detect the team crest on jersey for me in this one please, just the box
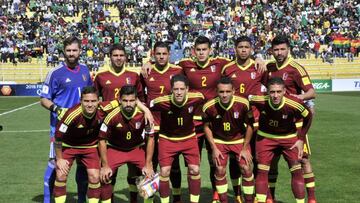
[169,74,174,80]
[282,73,288,80]
[251,72,256,79]
[210,65,216,72]
[126,77,131,84]
[234,111,239,118]
[282,114,288,119]
[135,122,141,129]
[82,74,87,81]
[188,106,193,113]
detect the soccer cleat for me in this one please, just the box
[235,195,243,203]
[266,199,275,203]
[212,191,220,203]
[308,199,317,203]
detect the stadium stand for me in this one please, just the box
[0,0,359,83]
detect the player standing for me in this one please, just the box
[266,35,317,203]
[53,86,106,203]
[150,74,204,203]
[98,85,155,203]
[40,36,93,203]
[203,77,255,203]
[250,77,313,203]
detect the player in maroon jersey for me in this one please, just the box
[94,44,144,101]
[250,77,313,203]
[150,74,204,203]
[203,77,255,203]
[140,41,185,202]
[94,44,154,202]
[98,85,154,203]
[266,35,317,203]
[53,86,111,203]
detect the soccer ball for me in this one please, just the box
[1,85,12,96]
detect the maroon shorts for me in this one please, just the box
[255,136,300,166]
[107,146,145,172]
[62,147,100,169]
[158,137,200,167]
[216,143,250,167]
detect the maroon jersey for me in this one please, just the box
[266,58,314,95]
[179,57,231,101]
[222,60,267,98]
[94,66,144,101]
[55,102,116,147]
[99,107,150,150]
[150,92,204,140]
[250,95,312,140]
[141,63,183,106]
[203,96,253,143]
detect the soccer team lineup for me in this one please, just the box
[1,1,360,203]
[35,34,317,203]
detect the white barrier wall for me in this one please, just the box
[332,79,360,92]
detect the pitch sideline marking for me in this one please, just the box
[2,129,49,133]
[0,101,39,117]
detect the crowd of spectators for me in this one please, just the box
[0,0,359,70]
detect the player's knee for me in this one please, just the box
[160,167,171,177]
[215,166,226,176]
[240,164,252,175]
[87,171,100,184]
[188,165,200,175]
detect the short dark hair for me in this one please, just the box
[120,85,137,98]
[271,35,290,47]
[153,41,170,51]
[170,74,189,88]
[63,36,81,49]
[195,35,211,47]
[81,86,99,98]
[217,76,233,86]
[267,77,285,88]
[109,44,126,56]
[234,36,252,47]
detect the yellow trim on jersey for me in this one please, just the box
[302,77,311,85]
[290,60,307,76]
[236,59,255,71]
[258,130,297,139]
[196,57,212,68]
[153,63,182,74]
[202,98,217,112]
[214,138,244,144]
[276,56,292,70]
[295,122,303,128]
[153,95,171,104]
[64,106,82,125]
[219,97,235,111]
[62,143,98,148]
[303,172,314,179]
[109,65,126,76]
[159,132,196,141]
[285,98,309,117]
[104,107,121,124]
[268,97,286,110]
[193,115,202,120]
[306,182,315,188]
[221,61,236,74]
[171,94,189,107]
[178,57,193,63]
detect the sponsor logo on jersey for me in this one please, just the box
[149,77,155,81]
[251,72,256,79]
[65,78,71,83]
[106,80,112,85]
[190,68,196,72]
[210,65,216,72]
[188,106,193,113]
[77,124,84,128]
[231,74,237,78]
[282,72,288,80]
[116,123,123,128]
[135,122,141,129]
[234,111,239,118]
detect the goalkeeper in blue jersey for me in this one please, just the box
[40,36,93,203]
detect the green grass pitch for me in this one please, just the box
[0,92,360,202]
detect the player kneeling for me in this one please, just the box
[203,77,255,203]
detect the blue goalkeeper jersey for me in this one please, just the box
[40,62,93,138]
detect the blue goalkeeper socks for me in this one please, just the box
[43,160,55,203]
